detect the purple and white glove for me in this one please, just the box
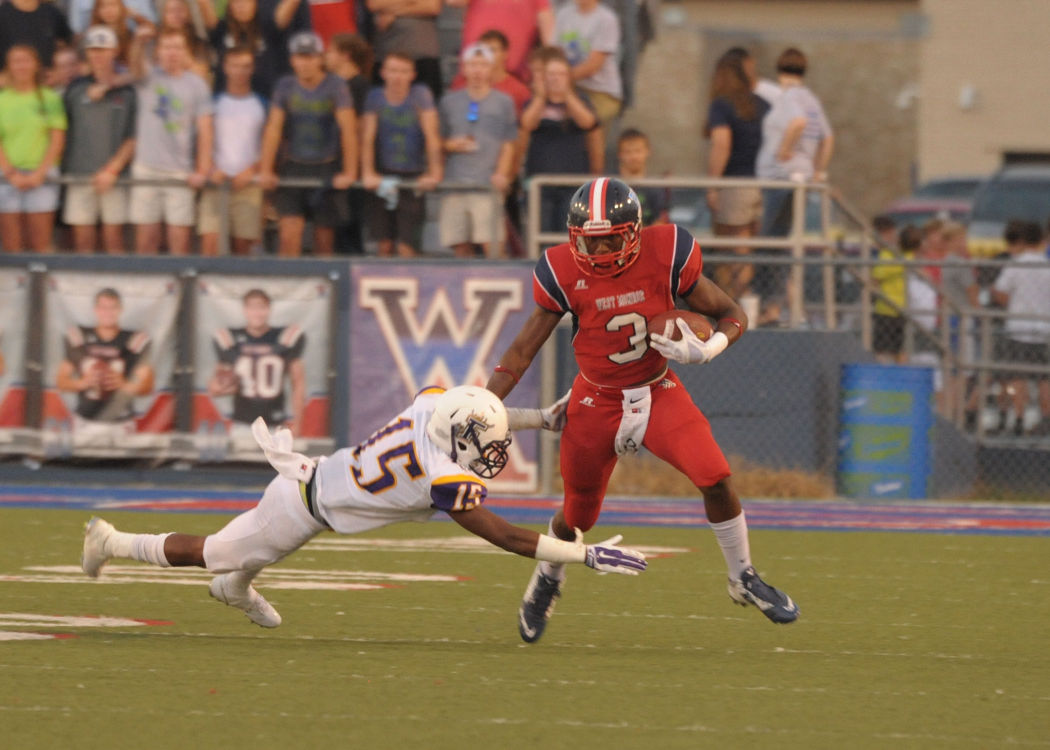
[584,534,648,575]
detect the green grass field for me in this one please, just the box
[1,508,1048,749]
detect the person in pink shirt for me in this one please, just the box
[446,0,553,82]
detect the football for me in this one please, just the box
[646,309,714,343]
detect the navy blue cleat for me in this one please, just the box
[728,566,799,624]
[518,564,563,643]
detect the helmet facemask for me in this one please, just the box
[451,416,512,479]
[569,221,641,277]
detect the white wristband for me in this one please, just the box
[534,534,586,564]
[506,407,543,430]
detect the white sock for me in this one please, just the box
[107,531,172,568]
[710,512,752,581]
[537,517,567,581]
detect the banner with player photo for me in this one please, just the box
[42,272,179,458]
[194,275,334,463]
[349,262,540,493]
[0,269,30,454]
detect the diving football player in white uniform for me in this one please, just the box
[81,385,647,629]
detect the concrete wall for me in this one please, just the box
[624,1,920,217]
[918,0,1050,179]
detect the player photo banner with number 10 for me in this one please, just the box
[0,269,30,452]
[349,262,539,493]
[42,272,179,458]
[194,276,334,463]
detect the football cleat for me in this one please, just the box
[518,564,563,643]
[82,516,115,578]
[728,566,799,624]
[209,573,282,628]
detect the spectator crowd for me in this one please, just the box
[0,0,659,257]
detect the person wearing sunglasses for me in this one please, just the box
[437,43,516,258]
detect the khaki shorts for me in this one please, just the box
[129,163,196,226]
[439,191,505,248]
[198,184,263,240]
[714,186,762,227]
[578,88,621,125]
[63,183,129,226]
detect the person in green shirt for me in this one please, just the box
[871,217,920,364]
[0,44,68,252]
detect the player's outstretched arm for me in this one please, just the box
[448,506,647,575]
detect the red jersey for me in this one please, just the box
[533,223,703,388]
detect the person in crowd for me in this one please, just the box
[307,0,357,48]
[616,127,666,226]
[438,43,516,258]
[61,25,137,254]
[0,0,74,70]
[704,47,769,301]
[553,0,621,129]
[459,29,532,116]
[445,0,553,84]
[71,0,156,37]
[81,385,645,630]
[199,46,266,256]
[259,32,357,257]
[365,0,443,100]
[870,217,916,365]
[754,47,833,327]
[965,220,1019,434]
[520,46,600,235]
[938,221,974,419]
[210,0,312,99]
[906,218,949,409]
[326,32,374,114]
[149,0,217,82]
[55,287,155,426]
[50,47,81,93]
[326,31,373,255]
[360,49,442,257]
[0,45,67,253]
[127,25,213,255]
[992,221,1050,437]
[87,0,143,66]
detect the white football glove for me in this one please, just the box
[581,530,648,576]
[540,389,572,431]
[650,319,729,365]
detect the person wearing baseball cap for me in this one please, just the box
[61,24,138,253]
[258,28,357,256]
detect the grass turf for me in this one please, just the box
[1,507,1048,749]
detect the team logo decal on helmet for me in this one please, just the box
[426,385,512,479]
[567,177,643,277]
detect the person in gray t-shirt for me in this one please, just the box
[438,43,516,258]
[62,25,137,254]
[128,26,214,255]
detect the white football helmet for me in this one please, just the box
[426,385,512,479]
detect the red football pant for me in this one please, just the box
[558,370,731,532]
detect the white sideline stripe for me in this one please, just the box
[0,575,390,590]
[0,613,151,628]
[0,632,65,641]
[22,565,462,582]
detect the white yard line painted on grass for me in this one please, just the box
[304,537,690,556]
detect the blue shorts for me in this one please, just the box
[0,169,60,213]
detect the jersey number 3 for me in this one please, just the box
[606,312,648,364]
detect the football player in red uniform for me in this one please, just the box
[487,177,799,642]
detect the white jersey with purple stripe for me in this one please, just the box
[312,387,488,534]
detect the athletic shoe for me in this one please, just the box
[728,566,799,624]
[208,573,282,628]
[82,516,115,578]
[518,564,562,643]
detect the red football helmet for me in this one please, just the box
[567,177,643,277]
